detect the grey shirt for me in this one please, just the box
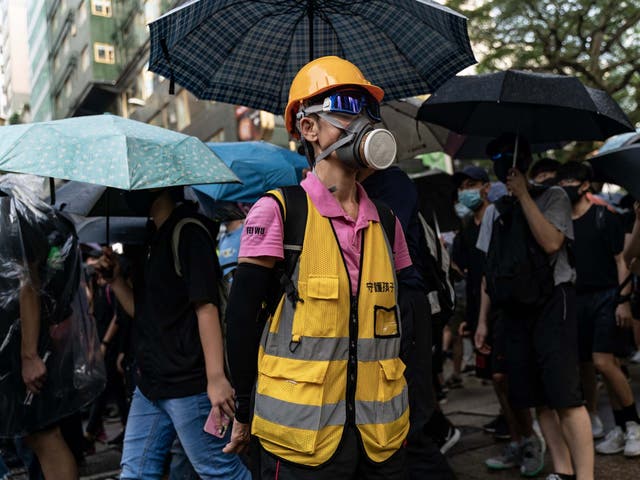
[476,186,576,285]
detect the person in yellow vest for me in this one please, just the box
[222,56,412,478]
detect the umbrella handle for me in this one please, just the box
[49,177,56,206]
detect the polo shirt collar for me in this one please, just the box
[301,172,380,228]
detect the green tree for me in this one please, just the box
[446,0,640,125]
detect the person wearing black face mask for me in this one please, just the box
[529,158,561,186]
[556,161,640,458]
[475,133,594,480]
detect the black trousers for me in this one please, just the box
[399,287,455,480]
[258,426,407,480]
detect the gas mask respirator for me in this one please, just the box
[314,113,397,171]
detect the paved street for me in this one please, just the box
[443,362,640,479]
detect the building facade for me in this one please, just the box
[0,0,31,123]
[25,0,293,147]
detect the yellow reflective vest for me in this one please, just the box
[251,190,410,466]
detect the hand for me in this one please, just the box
[505,168,529,199]
[22,354,47,395]
[100,342,107,356]
[615,302,633,328]
[116,352,125,375]
[474,321,491,355]
[207,373,236,433]
[223,420,250,455]
[457,321,469,337]
[634,201,640,220]
[95,247,121,283]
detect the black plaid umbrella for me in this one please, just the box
[148,0,476,114]
[417,70,634,142]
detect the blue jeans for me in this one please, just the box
[120,388,250,480]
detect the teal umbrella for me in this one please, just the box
[0,114,239,190]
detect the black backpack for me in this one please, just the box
[484,194,555,308]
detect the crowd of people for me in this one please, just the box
[1,56,640,480]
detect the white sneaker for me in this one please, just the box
[630,350,640,364]
[590,413,605,439]
[595,426,625,454]
[624,421,640,457]
[532,419,547,456]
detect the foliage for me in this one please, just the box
[8,113,21,125]
[446,0,640,125]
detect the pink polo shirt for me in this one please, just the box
[239,173,412,293]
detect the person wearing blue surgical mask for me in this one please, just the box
[450,166,491,385]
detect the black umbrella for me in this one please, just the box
[53,181,138,217]
[444,131,565,160]
[417,70,634,143]
[71,216,149,245]
[588,144,640,200]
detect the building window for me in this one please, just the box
[91,0,112,17]
[62,36,70,55]
[78,0,87,23]
[64,77,72,98]
[81,46,90,71]
[144,0,161,24]
[53,53,61,72]
[94,42,115,64]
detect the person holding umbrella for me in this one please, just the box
[224,56,411,478]
[474,134,594,480]
[95,188,250,480]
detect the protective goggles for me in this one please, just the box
[490,151,514,161]
[301,92,381,122]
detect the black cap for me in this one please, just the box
[453,165,490,187]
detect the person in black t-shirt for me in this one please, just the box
[96,188,250,479]
[557,162,640,458]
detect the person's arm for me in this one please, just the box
[507,168,564,254]
[100,313,119,355]
[20,268,46,395]
[474,276,492,354]
[615,252,633,328]
[624,203,640,271]
[96,248,135,317]
[196,302,236,426]
[223,256,275,455]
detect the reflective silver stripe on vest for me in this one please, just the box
[255,393,346,430]
[355,387,409,425]
[262,332,400,362]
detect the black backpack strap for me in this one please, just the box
[264,185,307,307]
[371,199,396,252]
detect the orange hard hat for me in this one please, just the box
[284,56,384,137]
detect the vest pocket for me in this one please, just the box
[373,305,400,338]
[254,355,331,454]
[298,275,340,338]
[376,358,408,447]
